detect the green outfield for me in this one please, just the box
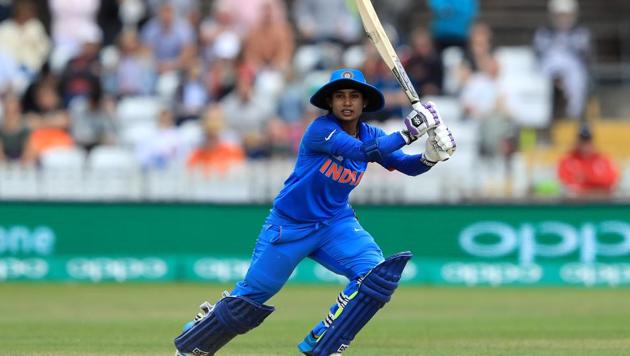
[1,284,629,355]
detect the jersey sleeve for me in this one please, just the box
[302,119,407,162]
[370,126,432,176]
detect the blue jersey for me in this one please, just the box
[272,114,431,222]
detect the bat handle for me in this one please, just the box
[410,100,424,112]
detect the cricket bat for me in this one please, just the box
[356,0,455,159]
[355,0,423,110]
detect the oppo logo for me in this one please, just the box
[66,257,168,282]
[459,221,630,264]
[0,225,55,256]
[193,258,250,282]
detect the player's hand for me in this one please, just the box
[422,125,456,166]
[405,101,441,140]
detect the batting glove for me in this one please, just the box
[421,125,456,166]
[404,101,442,142]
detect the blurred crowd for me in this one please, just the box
[0,0,609,194]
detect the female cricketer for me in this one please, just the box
[174,68,456,356]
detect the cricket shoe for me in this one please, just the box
[299,333,343,355]
[298,332,318,354]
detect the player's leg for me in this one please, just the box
[298,219,383,353]
[231,224,315,303]
[298,217,412,355]
[175,220,318,355]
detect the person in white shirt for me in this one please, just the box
[0,0,50,77]
[534,0,591,119]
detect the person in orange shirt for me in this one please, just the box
[22,80,74,164]
[186,106,244,175]
[557,125,619,197]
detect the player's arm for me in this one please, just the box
[303,104,439,162]
[303,121,415,162]
[380,124,456,176]
[380,151,431,176]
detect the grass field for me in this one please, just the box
[1,284,629,355]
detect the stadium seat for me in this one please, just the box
[120,122,158,148]
[0,164,40,199]
[421,96,464,123]
[88,146,138,171]
[492,46,553,128]
[39,146,86,170]
[499,72,552,128]
[145,168,189,200]
[186,163,250,202]
[39,147,87,199]
[84,146,142,200]
[495,46,538,76]
[116,96,163,127]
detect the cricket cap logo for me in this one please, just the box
[342,71,354,79]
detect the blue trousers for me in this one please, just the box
[231,209,384,304]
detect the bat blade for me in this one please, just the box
[355,0,421,105]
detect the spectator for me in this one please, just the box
[199,1,241,65]
[243,0,294,73]
[460,56,499,121]
[97,0,122,46]
[58,32,103,106]
[463,22,494,73]
[264,117,293,158]
[140,1,196,73]
[0,94,31,163]
[0,50,22,95]
[147,0,200,25]
[451,22,495,97]
[0,1,11,22]
[428,0,478,53]
[534,0,590,119]
[219,0,286,35]
[220,66,275,157]
[49,0,101,65]
[460,56,517,160]
[372,0,413,32]
[24,78,69,127]
[206,51,238,102]
[109,29,157,98]
[119,0,147,29]
[276,69,306,124]
[69,84,117,152]
[22,80,74,163]
[361,43,407,122]
[0,0,50,79]
[186,106,244,175]
[405,27,443,96]
[293,0,362,45]
[135,107,189,170]
[557,125,619,197]
[174,58,210,124]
